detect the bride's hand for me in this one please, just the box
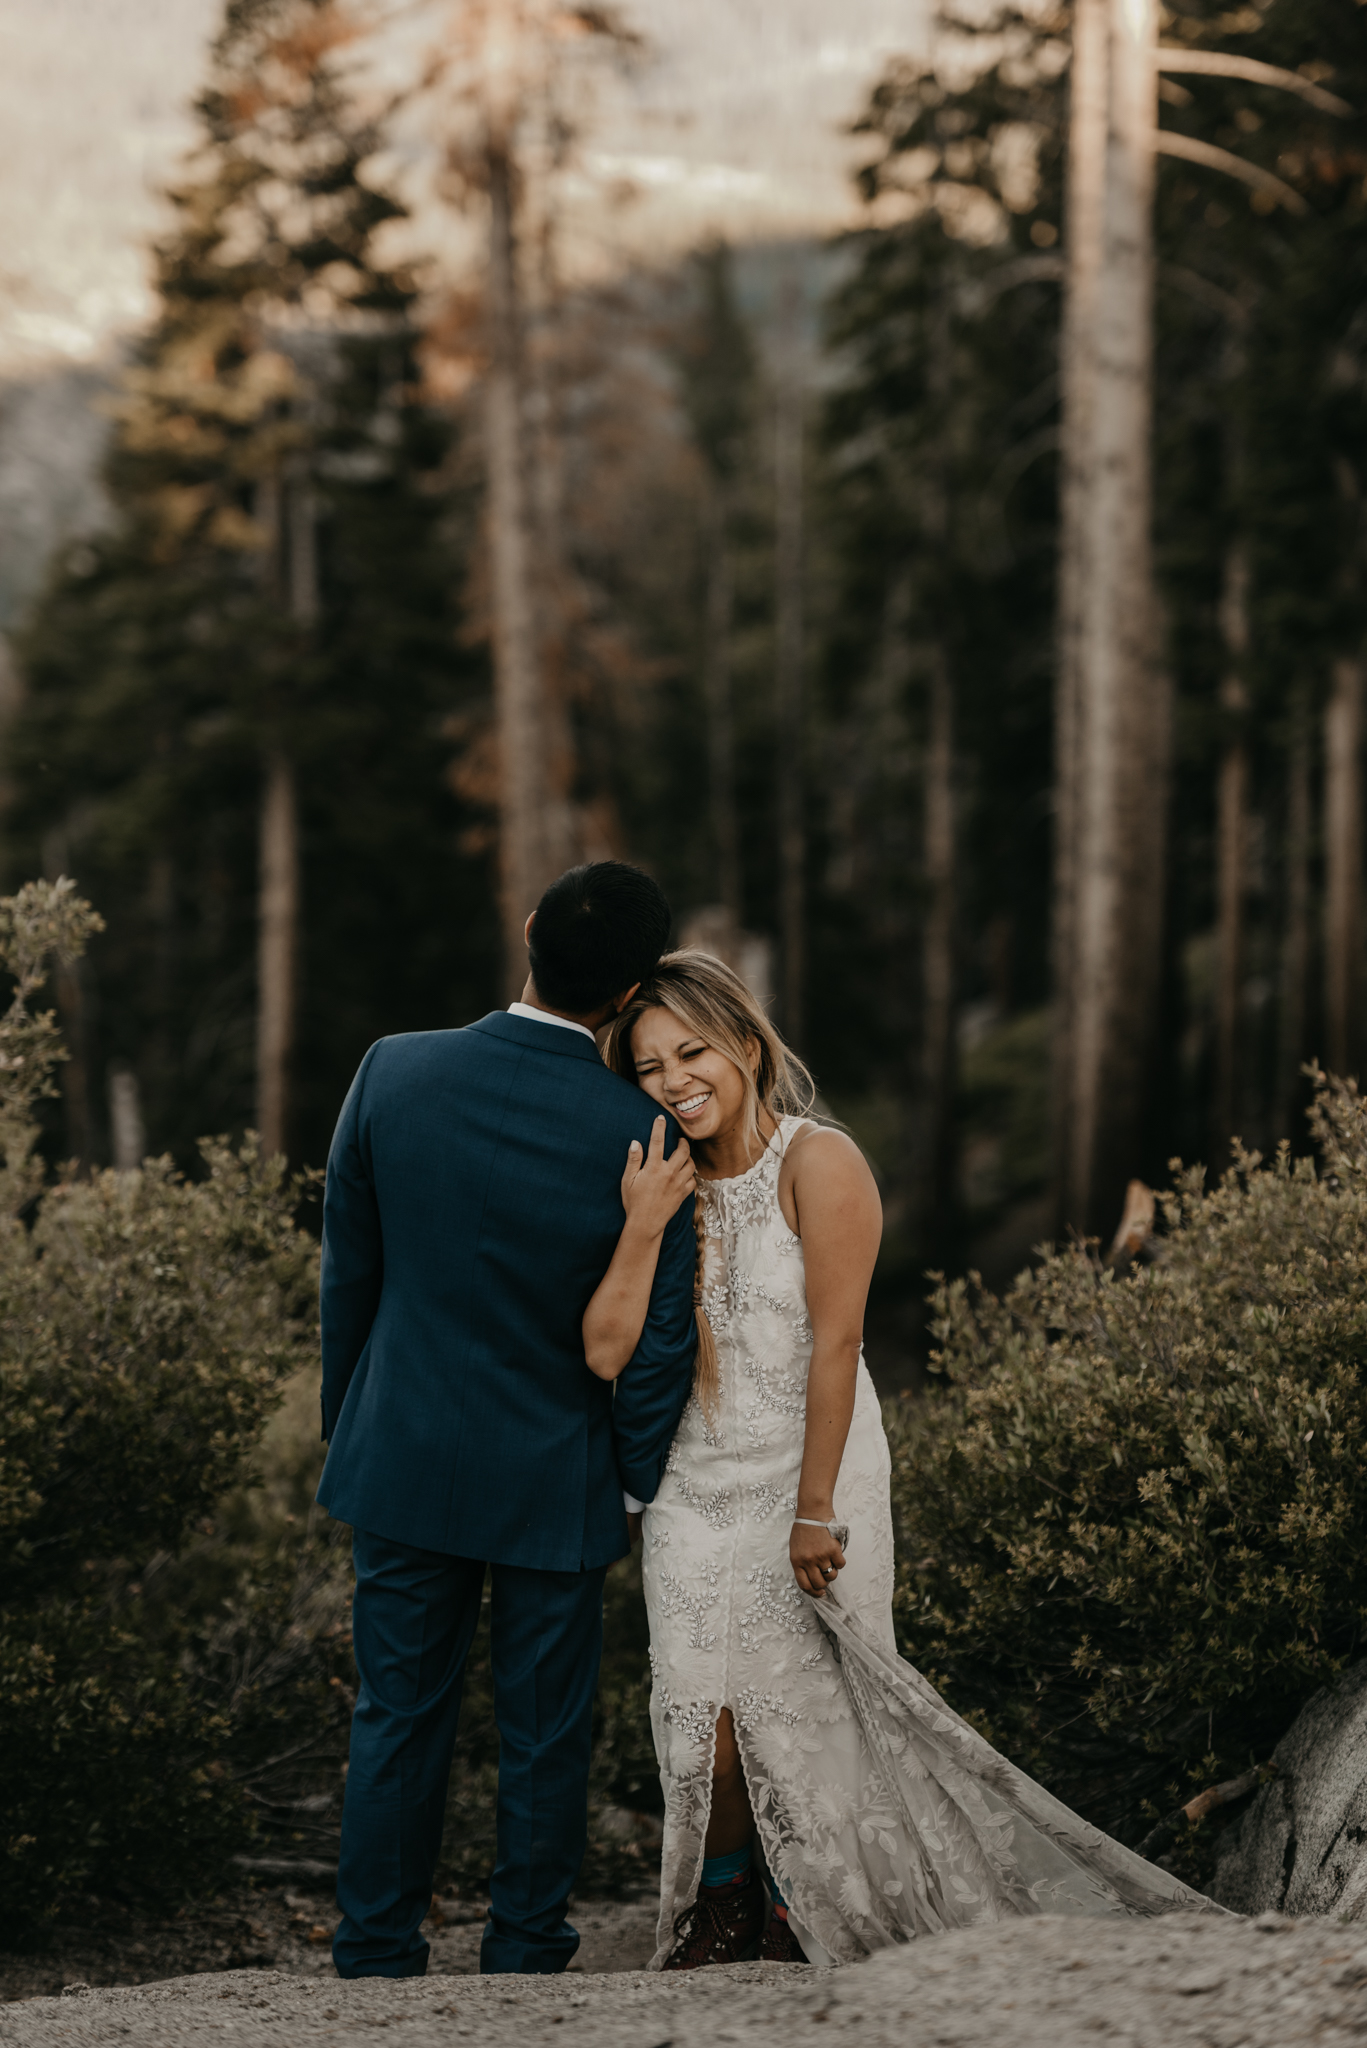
[790,1519,846,1597]
[620,1116,695,1236]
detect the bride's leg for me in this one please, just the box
[660,1708,765,1968]
[702,1708,754,1856]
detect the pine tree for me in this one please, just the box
[835,0,1367,1252]
[11,0,495,1170]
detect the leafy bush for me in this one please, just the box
[0,880,325,1934]
[890,1071,1367,1861]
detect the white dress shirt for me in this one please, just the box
[507,1004,649,1518]
[507,1000,596,1042]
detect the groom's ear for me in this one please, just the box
[523,911,536,947]
[611,982,641,1015]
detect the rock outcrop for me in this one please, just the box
[1212,1660,1367,1917]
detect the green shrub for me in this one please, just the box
[0,880,325,1933]
[890,1071,1367,1855]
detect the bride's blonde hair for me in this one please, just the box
[603,949,816,1420]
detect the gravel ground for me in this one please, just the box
[4,1910,1367,2048]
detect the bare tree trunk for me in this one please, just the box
[916,289,957,1255]
[1213,543,1250,1158]
[254,467,306,1158]
[1324,654,1364,1077]
[1051,0,1105,1228]
[920,645,956,1245]
[485,139,561,998]
[703,478,742,926]
[774,348,805,1046]
[1276,704,1311,1139]
[256,750,299,1157]
[108,1066,146,1172]
[42,824,92,1167]
[522,107,585,877]
[148,850,174,1127]
[1051,0,1164,1235]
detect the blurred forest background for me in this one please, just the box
[4,0,1367,1951]
[8,0,1365,1380]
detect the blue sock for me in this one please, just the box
[701,1845,752,1891]
[758,1845,789,1916]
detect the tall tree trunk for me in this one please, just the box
[485,139,556,997]
[522,127,585,876]
[703,478,742,926]
[1276,703,1312,1138]
[255,468,306,1157]
[920,645,956,1249]
[774,349,805,1046]
[1213,543,1250,1158]
[1324,654,1364,1077]
[915,288,957,1256]
[256,750,299,1157]
[42,824,92,1167]
[108,1067,146,1172]
[1051,0,1165,1235]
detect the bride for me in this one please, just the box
[583,950,1219,1970]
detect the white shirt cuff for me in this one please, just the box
[623,1491,647,1515]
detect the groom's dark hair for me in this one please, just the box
[528,861,673,1014]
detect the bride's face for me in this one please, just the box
[629,1005,756,1144]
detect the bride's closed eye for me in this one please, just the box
[636,1045,707,1078]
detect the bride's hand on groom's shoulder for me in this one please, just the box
[620,1115,695,1238]
[790,1519,846,1598]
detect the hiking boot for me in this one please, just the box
[760,1911,808,1963]
[661,1867,765,1970]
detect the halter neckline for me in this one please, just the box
[697,1117,792,1189]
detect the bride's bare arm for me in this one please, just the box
[583,1116,696,1381]
[784,1129,882,1595]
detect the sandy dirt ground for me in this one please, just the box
[0,1889,658,2004]
[3,1910,1367,2048]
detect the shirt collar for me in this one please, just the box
[507,1001,596,1044]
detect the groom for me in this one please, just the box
[317,861,697,1978]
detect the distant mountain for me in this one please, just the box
[0,363,113,640]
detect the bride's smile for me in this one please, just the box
[672,1090,712,1120]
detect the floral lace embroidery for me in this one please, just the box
[655,1561,720,1653]
[673,1472,734,1530]
[735,1687,800,1730]
[739,1563,812,1652]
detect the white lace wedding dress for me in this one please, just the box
[641,1117,1220,1969]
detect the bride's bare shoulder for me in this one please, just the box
[780,1124,880,1203]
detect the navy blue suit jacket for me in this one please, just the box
[315,1010,698,1571]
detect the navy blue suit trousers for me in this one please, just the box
[334,1529,607,1978]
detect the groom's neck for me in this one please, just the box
[518,976,611,1033]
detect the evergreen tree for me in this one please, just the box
[821,0,1367,1273]
[12,0,496,1172]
